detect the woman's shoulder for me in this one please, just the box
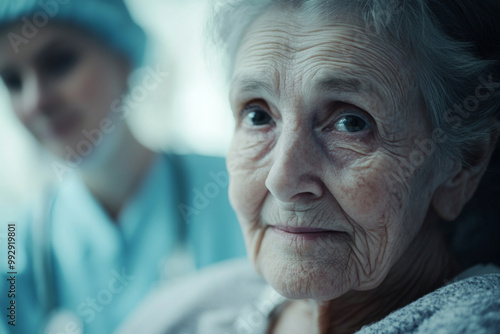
[360,272,500,334]
[115,258,270,334]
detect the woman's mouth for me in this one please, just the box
[49,113,82,138]
[271,225,343,241]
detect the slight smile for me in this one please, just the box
[271,225,345,241]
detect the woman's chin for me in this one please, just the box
[262,264,352,301]
[255,237,354,301]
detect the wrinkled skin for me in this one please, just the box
[226,8,478,333]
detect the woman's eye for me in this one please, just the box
[334,115,369,132]
[243,107,273,126]
[44,50,79,77]
[1,73,22,91]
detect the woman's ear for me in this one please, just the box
[432,126,500,221]
[431,163,484,221]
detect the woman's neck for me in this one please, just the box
[79,125,156,221]
[271,214,460,334]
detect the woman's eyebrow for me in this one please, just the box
[314,77,384,100]
[0,66,13,76]
[35,39,71,61]
[231,74,388,108]
[0,39,67,74]
[231,75,276,97]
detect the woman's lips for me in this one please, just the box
[273,226,334,233]
[49,113,81,138]
[271,225,343,240]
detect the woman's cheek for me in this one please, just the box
[65,55,124,120]
[11,98,30,125]
[321,131,377,159]
[332,151,407,230]
[228,130,274,223]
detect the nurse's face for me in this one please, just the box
[0,22,130,159]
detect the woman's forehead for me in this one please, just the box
[0,22,95,70]
[232,8,416,111]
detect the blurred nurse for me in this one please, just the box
[0,1,245,333]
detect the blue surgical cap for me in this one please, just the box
[0,0,146,68]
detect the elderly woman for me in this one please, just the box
[117,0,500,333]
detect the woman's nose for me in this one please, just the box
[265,127,324,203]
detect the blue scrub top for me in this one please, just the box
[0,153,246,334]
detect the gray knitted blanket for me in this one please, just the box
[359,273,500,333]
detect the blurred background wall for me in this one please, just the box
[0,0,234,208]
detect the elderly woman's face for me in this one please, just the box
[227,9,449,300]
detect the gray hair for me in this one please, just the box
[209,0,500,167]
